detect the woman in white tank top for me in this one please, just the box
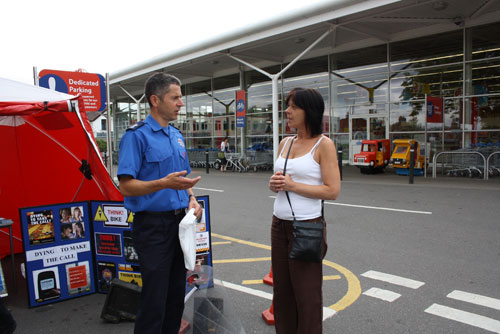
[268,88,341,334]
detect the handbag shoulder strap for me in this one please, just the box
[283,136,324,219]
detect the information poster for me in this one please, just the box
[92,197,213,294]
[20,202,95,307]
[91,201,136,293]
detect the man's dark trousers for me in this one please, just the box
[132,211,187,334]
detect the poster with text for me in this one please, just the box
[20,202,95,307]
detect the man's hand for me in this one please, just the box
[163,171,201,190]
[188,196,202,218]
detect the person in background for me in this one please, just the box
[117,72,202,334]
[268,87,341,334]
[219,136,229,172]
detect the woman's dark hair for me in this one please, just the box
[285,88,325,136]
[145,73,182,107]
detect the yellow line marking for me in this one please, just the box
[323,275,341,280]
[242,280,264,285]
[212,233,361,312]
[213,257,271,264]
[212,241,231,245]
[322,259,361,312]
[212,233,271,251]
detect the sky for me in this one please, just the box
[1,0,330,85]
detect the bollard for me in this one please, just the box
[337,145,343,180]
[205,150,209,174]
[409,143,415,184]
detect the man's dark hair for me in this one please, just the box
[145,73,182,107]
[285,88,325,136]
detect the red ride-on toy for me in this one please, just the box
[353,139,391,174]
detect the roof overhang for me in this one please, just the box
[110,0,500,101]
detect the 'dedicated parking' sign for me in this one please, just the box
[39,69,107,112]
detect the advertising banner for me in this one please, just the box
[426,96,443,123]
[39,69,107,112]
[236,90,246,128]
[20,202,95,307]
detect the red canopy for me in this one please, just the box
[0,77,123,257]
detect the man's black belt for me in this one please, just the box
[135,209,185,216]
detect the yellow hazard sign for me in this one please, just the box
[127,211,134,223]
[94,205,108,222]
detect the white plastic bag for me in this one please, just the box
[179,208,197,271]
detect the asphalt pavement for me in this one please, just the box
[2,166,500,333]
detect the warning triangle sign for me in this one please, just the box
[94,205,108,222]
[127,211,134,223]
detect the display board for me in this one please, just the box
[20,202,95,307]
[0,264,7,297]
[92,196,213,294]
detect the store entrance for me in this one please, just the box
[349,115,388,163]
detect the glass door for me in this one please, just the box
[349,116,387,163]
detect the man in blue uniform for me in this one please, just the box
[117,73,202,334]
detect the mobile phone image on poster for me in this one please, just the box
[33,267,61,303]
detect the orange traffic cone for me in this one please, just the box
[261,300,275,325]
[263,267,273,286]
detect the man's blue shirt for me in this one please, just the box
[117,115,191,212]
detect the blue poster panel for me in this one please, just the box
[92,196,213,294]
[19,202,95,307]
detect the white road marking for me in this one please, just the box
[324,201,432,215]
[447,290,500,311]
[363,287,401,302]
[194,187,224,192]
[425,303,500,333]
[361,270,425,289]
[214,279,337,321]
[268,196,432,214]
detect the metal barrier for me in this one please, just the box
[432,151,487,180]
[486,151,500,180]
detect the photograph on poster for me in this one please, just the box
[196,199,207,232]
[95,233,122,257]
[33,266,60,303]
[65,261,91,296]
[97,261,116,292]
[61,221,86,241]
[27,210,55,245]
[123,231,139,263]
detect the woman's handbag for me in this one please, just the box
[282,137,325,263]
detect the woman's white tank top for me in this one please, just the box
[273,136,324,220]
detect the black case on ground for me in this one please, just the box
[100,278,141,323]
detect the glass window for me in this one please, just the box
[331,44,388,75]
[444,97,462,131]
[247,113,272,136]
[332,73,389,108]
[390,64,463,102]
[470,22,500,60]
[284,55,328,78]
[331,107,349,133]
[390,31,462,71]
[213,88,237,116]
[390,101,425,132]
[248,81,276,114]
